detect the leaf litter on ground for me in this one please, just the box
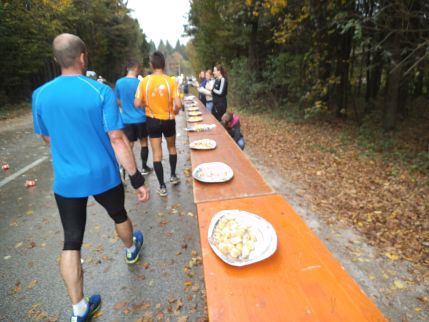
[241,112,429,281]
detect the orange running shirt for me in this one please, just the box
[135,74,179,120]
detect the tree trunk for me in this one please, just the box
[384,37,402,130]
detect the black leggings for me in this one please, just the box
[55,184,128,251]
[212,100,227,122]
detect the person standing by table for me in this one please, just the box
[134,51,182,197]
[197,69,207,106]
[32,33,150,321]
[198,69,215,113]
[115,60,153,176]
[212,64,228,121]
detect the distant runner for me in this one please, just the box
[115,60,153,176]
[135,51,182,197]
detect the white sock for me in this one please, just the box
[73,298,88,317]
[127,244,136,253]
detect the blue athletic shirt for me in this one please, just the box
[114,77,146,124]
[32,75,124,197]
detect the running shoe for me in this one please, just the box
[141,166,153,176]
[157,185,168,197]
[70,294,101,322]
[125,230,144,264]
[170,176,180,185]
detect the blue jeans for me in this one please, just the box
[237,137,245,150]
[206,101,213,113]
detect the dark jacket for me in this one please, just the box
[212,76,228,105]
[227,114,243,142]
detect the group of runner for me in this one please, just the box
[32,33,186,321]
[31,31,245,321]
[115,53,181,197]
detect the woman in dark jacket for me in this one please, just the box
[212,64,228,121]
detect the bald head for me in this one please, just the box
[53,33,87,68]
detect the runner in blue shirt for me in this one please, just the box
[115,61,152,176]
[32,33,150,322]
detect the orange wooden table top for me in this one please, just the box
[197,194,386,322]
[188,130,274,203]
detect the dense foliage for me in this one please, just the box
[186,0,429,130]
[0,0,149,105]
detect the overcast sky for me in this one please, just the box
[127,0,191,47]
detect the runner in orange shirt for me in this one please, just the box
[134,51,182,196]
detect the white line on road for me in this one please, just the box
[0,156,48,188]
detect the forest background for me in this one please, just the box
[0,0,192,107]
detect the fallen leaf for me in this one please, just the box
[393,280,406,289]
[385,253,400,260]
[92,310,103,318]
[184,281,193,286]
[15,242,23,248]
[191,285,200,292]
[27,279,38,289]
[176,299,183,312]
[143,262,150,269]
[113,302,128,310]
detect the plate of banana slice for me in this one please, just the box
[188,116,203,123]
[188,111,202,116]
[208,210,277,266]
[190,138,217,150]
[192,162,233,182]
[187,106,200,111]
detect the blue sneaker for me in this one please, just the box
[70,294,101,322]
[125,230,144,264]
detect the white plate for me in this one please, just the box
[192,162,233,183]
[187,106,199,111]
[185,124,216,132]
[188,111,202,116]
[190,139,217,150]
[187,116,203,123]
[208,210,277,266]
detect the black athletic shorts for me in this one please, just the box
[146,117,176,138]
[54,184,128,251]
[123,122,148,142]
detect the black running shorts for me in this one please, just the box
[122,122,148,142]
[54,184,128,251]
[146,117,176,139]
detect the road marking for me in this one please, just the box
[0,156,48,188]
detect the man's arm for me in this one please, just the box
[173,96,182,114]
[108,129,150,201]
[41,135,50,146]
[134,97,145,108]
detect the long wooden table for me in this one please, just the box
[184,97,386,322]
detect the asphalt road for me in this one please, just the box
[0,112,207,321]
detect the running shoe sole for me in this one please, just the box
[170,177,180,185]
[157,188,168,197]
